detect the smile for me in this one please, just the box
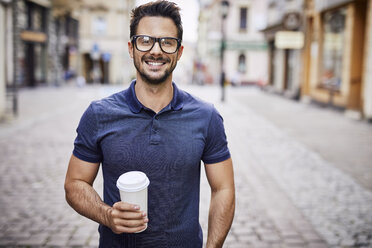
[146,61,165,66]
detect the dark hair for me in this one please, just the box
[130,0,183,40]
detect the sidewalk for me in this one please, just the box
[0,84,371,247]
[195,85,372,248]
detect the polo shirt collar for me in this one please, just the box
[125,80,184,114]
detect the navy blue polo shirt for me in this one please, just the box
[73,81,230,248]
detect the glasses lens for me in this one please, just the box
[136,36,154,52]
[134,36,180,53]
[160,38,178,53]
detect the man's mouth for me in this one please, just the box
[146,61,165,66]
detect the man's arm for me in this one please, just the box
[204,158,235,248]
[64,154,148,233]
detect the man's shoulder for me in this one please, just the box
[181,89,214,110]
[89,89,128,113]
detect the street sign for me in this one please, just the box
[275,31,304,49]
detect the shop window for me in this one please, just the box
[239,7,248,31]
[238,54,246,73]
[26,2,47,32]
[321,7,346,90]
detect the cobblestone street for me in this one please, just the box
[0,84,372,247]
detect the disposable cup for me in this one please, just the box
[116,171,150,232]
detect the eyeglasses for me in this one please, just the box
[131,35,182,54]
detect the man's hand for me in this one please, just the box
[65,155,148,234]
[106,202,149,234]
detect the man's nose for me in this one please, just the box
[150,41,162,55]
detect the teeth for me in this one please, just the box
[148,62,163,66]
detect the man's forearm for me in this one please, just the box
[206,188,235,248]
[65,179,111,227]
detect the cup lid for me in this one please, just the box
[116,171,150,192]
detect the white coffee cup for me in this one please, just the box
[116,171,150,232]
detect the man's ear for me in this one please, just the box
[177,45,184,61]
[128,41,134,58]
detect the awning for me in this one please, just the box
[27,0,51,8]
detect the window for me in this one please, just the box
[239,7,248,31]
[321,7,346,90]
[238,54,246,73]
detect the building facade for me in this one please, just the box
[0,0,9,119]
[261,0,305,99]
[77,0,135,85]
[196,0,268,86]
[303,0,372,119]
[261,0,372,120]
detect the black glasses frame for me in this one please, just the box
[131,35,182,54]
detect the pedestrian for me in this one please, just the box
[64,1,235,247]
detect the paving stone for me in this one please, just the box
[68,237,88,246]
[307,242,330,248]
[260,234,282,243]
[45,234,71,247]
[237,234,259,243]
[16,234,48,246]
[283,237,306,246]
[301,231,324,242]
[340,238,356,247]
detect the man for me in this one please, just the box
[64,1,235,247]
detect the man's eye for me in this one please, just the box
[162,39,175,46]
[140,38,152,45]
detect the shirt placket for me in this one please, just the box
[150,114,161,145]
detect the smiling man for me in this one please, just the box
[64,1,235,247]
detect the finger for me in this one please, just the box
[111,209,146,220]
[113,201,141,211]
[114,217,148,228]
[113,224,148,234]
[120,211,147,220]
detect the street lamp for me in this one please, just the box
[220,0,229,102]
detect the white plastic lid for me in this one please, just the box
[116,171,150,192]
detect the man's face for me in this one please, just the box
[128,16,183,85]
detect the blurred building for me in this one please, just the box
[0,0,80,119]
[196,0,268,86]
[261,0,305,99]
[303,0,372,120]
[0,0,12,119]
[11,0,79,88]
[51,0,81,86]
[0,0,136,120]
[261,0,372,120]
[77,0,135,85]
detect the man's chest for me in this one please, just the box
[98,115,207,176]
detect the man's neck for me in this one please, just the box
[135,78,174,114]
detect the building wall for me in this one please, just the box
[261,0,305,96]
[306,0,368,112]
[197,0,268,86]
[78,0,135,85]
[363,0,372,119]
[0,4,6,118]
[273,49,285,90]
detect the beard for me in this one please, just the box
[133,54,178,85]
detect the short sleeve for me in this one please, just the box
[73,103,103,163]
[202,107,231,164]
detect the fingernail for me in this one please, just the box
[144,218,149,223]
[133,205,140,210]
[142,212,147,217]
